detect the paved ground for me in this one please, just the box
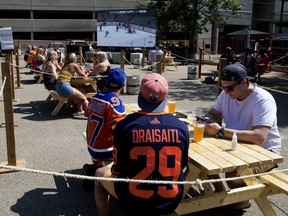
[0,57,287,216]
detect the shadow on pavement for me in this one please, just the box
[10,169,96,216]
[168,80,218,102]
[13,100,86,121]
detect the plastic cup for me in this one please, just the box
[192,108,203,120]
[168,101,176,114]
[193,121,205,142]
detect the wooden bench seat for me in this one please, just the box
[258,171,288,195]
[46,90,96,116]
[45,90,68,116]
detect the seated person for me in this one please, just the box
[26,46,37,68]
[240,48,257,77]
[55,52,90,115]
[90,51,112,91]
[83,68,126,191]
[94,73,189,216]
[42,49,59,90]
[31,47,45,71]
[204,64,281,209]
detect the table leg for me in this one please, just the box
[254,196,277,216]
[238,168,277,215]
[199,172,214,195]
[183,163,201,198]
[238,168,259,186]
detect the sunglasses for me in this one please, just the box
[220,80,242,92]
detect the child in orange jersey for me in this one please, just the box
[82,68,126,191]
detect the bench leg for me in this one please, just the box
[36,74,43,84]
[51,99,66,116]
[45,94,53,103]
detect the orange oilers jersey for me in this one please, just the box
[85,90,126,161]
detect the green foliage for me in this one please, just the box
[137,0,243,39]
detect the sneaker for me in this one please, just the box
[73,111,85,116]
[83,163,101,176]
[82,164,101,192]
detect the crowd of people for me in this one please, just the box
[21,45,281,215]
[218,46,270,79]
[23,44,117,115]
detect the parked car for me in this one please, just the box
[66,40,90,54]
[47,42,65,53]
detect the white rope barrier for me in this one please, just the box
[11,63,90,79]
[258,84,288,95]
[0,164,287,187]
[122,55,158,71]
[0,76,7,97]
[268,53,288,65]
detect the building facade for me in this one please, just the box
[0,0,139,42]
[1,0,288,54]
[216,0,288,53]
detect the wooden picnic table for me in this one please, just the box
[176,136,285,215]
[163,56,180,71]
[70,76,97,93]
[124,103,287,215]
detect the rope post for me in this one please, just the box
[120,49,125,70]
[5,52,16,101]
[15,46,22,89]
[79,46,83,66]
[0,62,25,173]
[156,54,162,74]
[141,48,145,68]
[217,58,228,96]
[198,47,203,78]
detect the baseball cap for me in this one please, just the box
[138,73,168,112]
[106,68,126,89]
[221,64,249,81]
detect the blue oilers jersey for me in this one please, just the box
[112,111,189,216]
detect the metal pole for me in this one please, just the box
[279,0,285,34]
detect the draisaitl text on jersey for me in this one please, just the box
[132,129,181,143]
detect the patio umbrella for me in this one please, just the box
[227,29,269,36]
[227,29,269,48]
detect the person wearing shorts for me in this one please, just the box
[55,52,90,115]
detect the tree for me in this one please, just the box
[138,0,243,57]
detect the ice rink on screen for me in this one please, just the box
[97,25,156,47]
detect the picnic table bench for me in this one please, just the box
[45,77,97,115]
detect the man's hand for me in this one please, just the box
[205,122,221,136]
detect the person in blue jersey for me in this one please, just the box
[82,68,126,191]
[94,73,190,216]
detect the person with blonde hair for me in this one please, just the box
[55,52,90,115]
[90,51,112,91]
[42,49,60,90]
[31,47,45,71]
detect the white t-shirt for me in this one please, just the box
[213,86,281,154]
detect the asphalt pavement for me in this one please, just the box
[0,57,287,216]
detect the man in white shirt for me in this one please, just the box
[204,64,281,209]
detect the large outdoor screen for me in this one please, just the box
[96,9,156,48]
